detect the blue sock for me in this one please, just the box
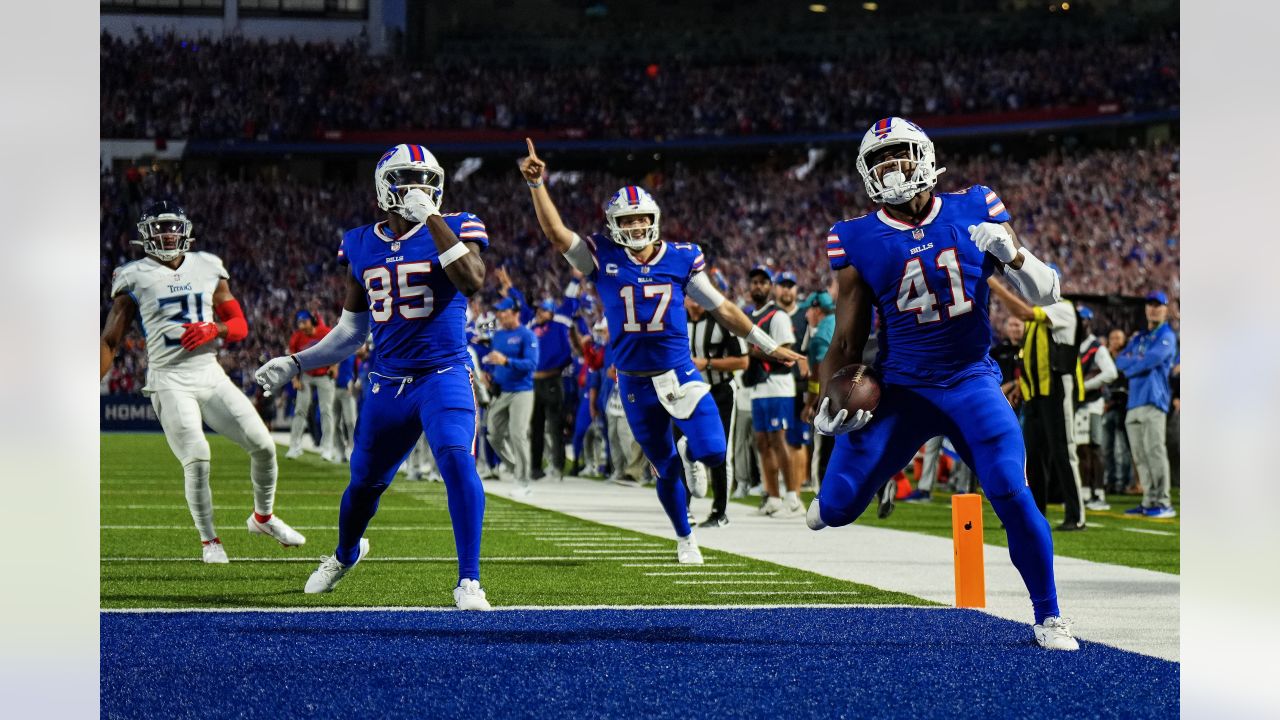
[988,487,1060,624]
[653,455,692,537]
[437,447,485,582]
[335,477,389,566]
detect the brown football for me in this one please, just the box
[824,364,882,415]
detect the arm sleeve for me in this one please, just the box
[293,310,370,371]
[1004,248,1061,306]
[1084,346,1119,391]
[686,271,727,310]
[1039,302,1076,328]
[563,234,598,275]
[215,299,248,343]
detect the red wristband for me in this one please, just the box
[215,299,248,342]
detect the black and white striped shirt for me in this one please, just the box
[688,314,747,386]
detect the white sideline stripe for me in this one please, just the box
[645,571,778,577]
[622,563,745,568]
[101,603,939,614]
[1122,527,1176,537]
[673,581,816,585]
[103,505,424,511]
[707,591,861,596]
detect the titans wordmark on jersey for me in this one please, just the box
[827,184,1011,386]
[110,251,228,371]
[584,235,705,373]
[339,213,489,375]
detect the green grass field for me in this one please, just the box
[731,481,1180,574]
[101,433,926,609]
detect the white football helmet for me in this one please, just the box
[375,144,445,218]
[604,186,661,251]
[856,117,946,205]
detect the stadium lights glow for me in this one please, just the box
[809,4,828,12]
[863,2,879,10]
[1062,2,1070,9]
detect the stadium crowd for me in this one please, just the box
[100,27,1178,142]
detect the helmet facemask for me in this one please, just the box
[134,215,193,262]
[375,153,446,221]
[857,137,944,205]
[607,212,660,251]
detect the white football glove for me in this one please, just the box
[968,222,1018,264]
[812,397,873,436]
[256,356,301,397]
[401,187,440,223]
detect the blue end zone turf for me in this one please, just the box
[102,608,1177,719]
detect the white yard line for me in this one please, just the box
[486,475,1181,662]
[707,591,861,596]
[1122,528,1176,537]
[672,580,815,585]
[644,571,779,576]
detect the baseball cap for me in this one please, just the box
[295,310,314,323]
[494,297,517,311]
[748,264,774,282]
[803,291,835,312]
[1077,306,1094,320]
[776,270,798,286]
[539,299,557,312]
[1145,291,1168,305]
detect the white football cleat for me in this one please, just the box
[806,498,828,530]
[677,437,708,499]
[304,538,370,594]
[453,578,493,611]
[757,496,784,516]
[285,446,305,460]
[510,482,533,498]
[321,448,342,464]
[676,533,704,564]
[247,513,306,547]
[1034,616,1080,651]
[202,540,229,564]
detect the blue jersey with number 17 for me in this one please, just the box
[585,234,705,373]
[827,185,1011,387]
[338,213,489,375]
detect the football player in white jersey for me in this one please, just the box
[101,202,305,563]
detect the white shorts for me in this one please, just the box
[148,365,273,465]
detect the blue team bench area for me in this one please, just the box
[102,607,1178,719]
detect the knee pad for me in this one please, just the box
[176,441,212,468]
[982,459,1028,501]
[653,454,683,482]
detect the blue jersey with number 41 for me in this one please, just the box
[827,185,1011,387]
[585,234,706,373]
[339,213,489,375]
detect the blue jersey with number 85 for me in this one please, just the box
[339,213,488,375]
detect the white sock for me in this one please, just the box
[785,490,799,503]
[249,446,277,517]
[183,459,216,541]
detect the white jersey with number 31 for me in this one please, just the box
[110,252,228,375]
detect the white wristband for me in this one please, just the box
[746,326,779,354]
[438,242,471,268]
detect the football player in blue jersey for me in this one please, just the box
[256,143,493,610]
[519,139,803,564]
[806,118,1079,650]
